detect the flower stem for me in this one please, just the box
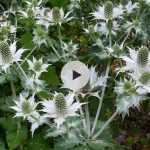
[75,95,87,131]
[91,60,111,135]
[16,62,28,80]
[10,80,16,98]
[92,111,118,139]
[91,25,112,135]
[21,46,37,66]
[85,104,91,138]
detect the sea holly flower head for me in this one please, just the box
[96,21,119,36]
[91,1,123,21]
[33,26,48,47]
[27,111,47,136]
[23,75,45,93]
[41,92,82,128]
[88,66,106,91]
[0,41,26,72]
[61,40,79,60]
[121,47,150,74]
[27,57,49,77]
[123,1,138,14]
[79,66,107,98]
[115,80,145,117]
[114,79,137,96]
[36,7,73,28]
[11,94,37,119]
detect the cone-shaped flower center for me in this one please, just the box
[22,101,33,114]
[139,72,150,85]
[55,93,67,116]
[123,81,136,95]
[104,1,113,20]
[52,7,61,23]
[0,41,12,64]
[33,61,42,72]
[137,47,149,67]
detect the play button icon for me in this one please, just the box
[72,70,81,80]
[61,61,90,91]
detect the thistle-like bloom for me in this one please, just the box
[11,94,37,119]
[27,57,49,77]
[81,66,106,98]
[0,41,26,72]
[88,66,106,91]
[27,111,47,136]
[96,21,119,36]
[68,0,81,10]
[115,80,145,117]
[121,47,150,73]
[32,27,48,47]
[61,40,79,60]
[120,47,150,93]
[91,1,123,21]
[36,7,73,28]
[124,1,138,14]
[41,92,81,128]
[23,75,44,93]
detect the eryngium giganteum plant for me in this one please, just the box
[0,0,149,149]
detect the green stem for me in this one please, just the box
[85,104,91,138]
[75,95,87,131]
[10,80,16,98]
[91,23,112,136]
[92,111,118,139]
[21,46,37,66]
[16,62,28,80]
[49,41,61,59]
[91,60,111,135]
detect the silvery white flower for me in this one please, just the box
[23,75,44,93]
[123,20,141,34]
[61,40,79,59]
[131,71,150,94]
[89,66,106,90]
[32,27,48,47]
[36,7,73,28]
[121,47,150,74]
[27,57,49,77]
[68,0,81,10]
[11,94,37,119]
[96,21,119,36]
[27,111,47,136]
[124,1,138,14]
[115,80,145,117]
[41,92,82,128]
[81,66,107,98]
[116,95,143,117]
[114,79,136,96]
[0,41,26,72]
[91,3,123,21]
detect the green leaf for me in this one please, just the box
[24,133,51,150]
[0,139,6,150]
[41,66,60,86]
[49,0,69,7]
[20,32,34,49]
[0,117,28,150]
[6,125,28,150]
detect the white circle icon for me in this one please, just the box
[61,61,90,91]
